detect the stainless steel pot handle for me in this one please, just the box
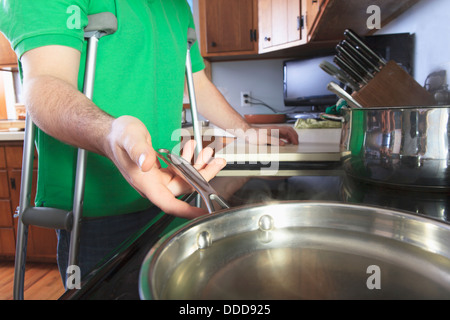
[157,149,230,213]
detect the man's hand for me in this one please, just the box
[106,116,226,218]
[244,125,299,146]
[192,70,299,147]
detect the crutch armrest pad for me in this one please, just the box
[84,12,118,38]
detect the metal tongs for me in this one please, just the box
[156,149,229,213]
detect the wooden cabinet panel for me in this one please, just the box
[270,0,302,45]
[0,170,9,198]
[0,33,17,67]
[199,0,258,57]
[26,226,57,260]
[0,147,6,169]
[0,144,14,258]
[0,228,15,256]
[8,168,36,215]
[258,0,272,50]
[308,0,422,41]
[0,143,56,262]
[258,0,305,53]
[287,0,302,43]
[5,145,25,169]
[4,144,37,169]
[271,0,288,46]
[305,0,323,37]
[8,167,56,261]
[0,200,12,227]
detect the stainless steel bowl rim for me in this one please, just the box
[138,200,450,300]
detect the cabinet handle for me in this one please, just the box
[264,36,271,42]
[299,15,305,30]
[10,178,16,190]
[211,41,217,47]
[250,29,257,42]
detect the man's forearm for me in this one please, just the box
[193,70,251,135]
[24,75,114,156]
[193,70,299,146]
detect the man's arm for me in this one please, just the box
[193,70,299,146]
[22,45,225,218]
[22,45,113,155]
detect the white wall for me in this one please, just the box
[209,0,450,116]
[375,0,450,85]
[211,59,286,115]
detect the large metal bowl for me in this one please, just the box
[340,106,450,190]
[138,149,450,300]
[139,201,450,300]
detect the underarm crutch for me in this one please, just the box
[13,12,118,300]
[185,28,204,208]
[185,28,202,157]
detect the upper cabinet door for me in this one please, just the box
[305,0,323,39]
[258,0,305,53]
[199,0,258,57]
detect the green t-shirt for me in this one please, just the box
[0,0,205,217]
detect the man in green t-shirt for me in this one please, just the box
[0,0,298,282]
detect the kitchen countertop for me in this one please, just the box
[0,130,25,141]
[182,124,342,176]
[215,127,341,163]
[0,124,343,162]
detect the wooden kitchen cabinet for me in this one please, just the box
[198,0,259,57]
[197,0,421,60]
[0,146,15,256]
[0,33,17,68]
[304,0,324,37]
[0,142,57,262]
[258,0,305,53]
[307,0,422,41]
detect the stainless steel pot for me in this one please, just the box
[138,149,450,300]
[340,105,450,190]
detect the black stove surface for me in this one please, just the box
[59,166,450,300]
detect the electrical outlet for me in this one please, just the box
[240,91,251,107]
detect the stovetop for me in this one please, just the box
[59,165,450,300]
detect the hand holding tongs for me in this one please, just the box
[156,149,229,214]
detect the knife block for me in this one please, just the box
[351,60,436,107]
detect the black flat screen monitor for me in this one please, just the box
[283,55,338,108]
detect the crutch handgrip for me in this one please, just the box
[21,207,73,231]
[84,12,118,38]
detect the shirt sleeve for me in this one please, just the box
[0,0,90,59]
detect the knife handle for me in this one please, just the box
[344,29,386,67]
